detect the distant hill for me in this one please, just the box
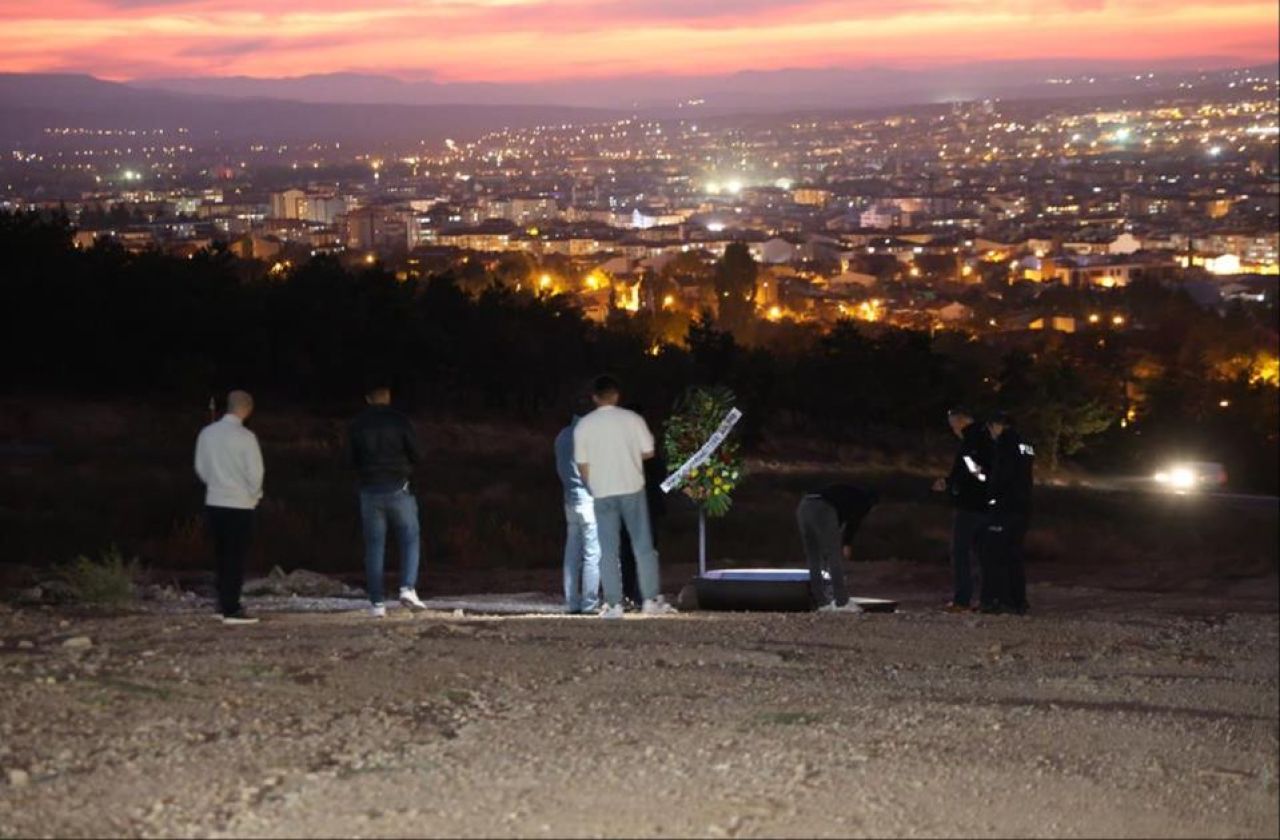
[1,62,1273,150]
[0,74,620,146]
[129,61,1280,112]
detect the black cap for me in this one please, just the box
[988,410,1014,426]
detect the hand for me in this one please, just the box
[931,478,946,493]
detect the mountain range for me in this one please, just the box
[0,61,1273,149]
[131,60,1275,110]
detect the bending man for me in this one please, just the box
[796,484,879,613]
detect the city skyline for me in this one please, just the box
[1,0,1276,86]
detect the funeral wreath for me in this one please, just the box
[662,385,745,518]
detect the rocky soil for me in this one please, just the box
[0,570,1277,839]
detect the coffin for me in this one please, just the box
[692,568,897,613]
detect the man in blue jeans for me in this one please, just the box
[555,414,601,614]
[573,375,676,619]
[348,385,427,618]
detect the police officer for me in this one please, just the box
[979,411,1034,615]
[933,407,993,611]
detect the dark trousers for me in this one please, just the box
[797,496,848,607]
[979,512,1028,611]
[206,506,253,615]
[951,509,988,606]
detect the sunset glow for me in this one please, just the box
[0,0,1275,82]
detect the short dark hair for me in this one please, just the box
[592,375,621,398]
[947,406,973,420]
[987,410,1014,427]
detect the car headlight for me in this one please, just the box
[1154,466,1198,491]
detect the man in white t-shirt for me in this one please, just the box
[573,376,676,619]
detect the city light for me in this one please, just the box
[856,299,884,322]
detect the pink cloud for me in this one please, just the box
[0,0,1274,81]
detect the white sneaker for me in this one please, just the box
[369,603,387,618]
[641,597,678,616]
[818,601,864,614]
[399,588,427,611]
[599,604,625,620]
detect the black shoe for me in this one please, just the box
[978,603,1005,615]
[222,609,259,625]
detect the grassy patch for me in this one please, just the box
[56,546,140,605]
[444,688,474,705]
[241,663,285,680]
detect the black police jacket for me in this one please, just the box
[988,429,1034,515]
[945,422,993,511]
[348,405,423,487]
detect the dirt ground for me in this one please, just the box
[1,563,1276,840]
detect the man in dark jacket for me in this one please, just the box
[348,385,426,617]
[979,412,1034,614]
[796,484,879,612]
[933,408,992,611]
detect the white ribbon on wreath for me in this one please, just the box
[660,407,743,495]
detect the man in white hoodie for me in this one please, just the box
[195,390,264,624]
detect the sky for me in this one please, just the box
[0,0,1275,82]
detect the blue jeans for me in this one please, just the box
[595,490,659,607]
[359,484,421,604]
[563,498,601,613]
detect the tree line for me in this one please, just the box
[1,212,1275,491]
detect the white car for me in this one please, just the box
[1153,461,1228,493]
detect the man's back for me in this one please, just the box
[573,405,653,499]
[349,405,422,487]
[990,430,1034,514]
[555,422,591,503]
[195,415,263,509]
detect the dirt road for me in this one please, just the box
[1,577,1277,838]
